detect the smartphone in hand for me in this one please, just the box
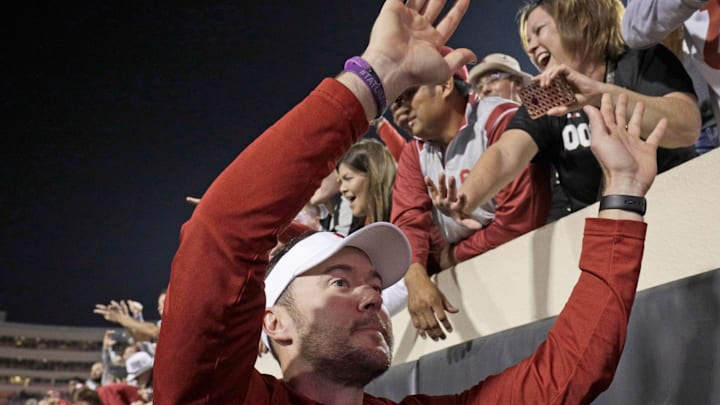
[519,76,577,119]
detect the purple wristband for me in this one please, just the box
[343,56,387,119]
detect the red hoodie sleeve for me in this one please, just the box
[391,140,437,267]
[454,108,551,262]
[376,118,408,161]
[455,219,647,404]
[154,78,369,404]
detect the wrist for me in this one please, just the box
[602,177,649,197]
[590,81,611,107]
[404,263,429,285]
[336,71,378,120]
[343,57,388,119]
[360,49,407,106]
[442,245,458,268]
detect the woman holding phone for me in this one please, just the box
[428,0,700,223]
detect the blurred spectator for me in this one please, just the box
[71,387,103,405]
[468,53,532,101]
[293,203,323,231]
[84,363,103,390]
[337,139,396,224]
[308,171,357,235]
[94,290,165,343]
[96,384,141,405]
[100,330,129,384]
[370,116,409,159]
[124,352,153,390]
[622,0,720,153]
[38,390,70,405]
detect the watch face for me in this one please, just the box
[519,76,577,119]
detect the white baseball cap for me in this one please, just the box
[469,53,533,87]
[125,351,153,383]
[262,222,411,348]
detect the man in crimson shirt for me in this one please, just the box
[153,1,665,403]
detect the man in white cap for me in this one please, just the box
[153,0,665,404]
[468,53,533,101]
[125,351,153,389]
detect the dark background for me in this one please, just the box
[2,1,533,326]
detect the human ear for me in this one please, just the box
[263,308,293,345]
[441,77,455,98]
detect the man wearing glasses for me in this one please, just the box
[468,53,533,102]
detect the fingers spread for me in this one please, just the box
[599,93,615,129]
[627,100,645,138]
[425,176,438,197]
[615,93,629,130]
[435,0,467,43]
[447,176,457,202]
[438,172,448,198]
[422,0,445,24]
[444,48,478,75]
[583,105,602,126]
[437,311,453,334]
[405,0,427,12]
[646,118,667,147]
[424,312,445,340]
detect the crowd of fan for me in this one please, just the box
[8,291,165,405]
[10,0,720,403]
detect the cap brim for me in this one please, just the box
[265,222,411,309]
[340,222,411,289]
[261,223,410,350]
[469,62,533,87]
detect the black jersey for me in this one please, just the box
[508,45,698,218]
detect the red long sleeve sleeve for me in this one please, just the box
[456,218,647,404]
[154,78,369,404]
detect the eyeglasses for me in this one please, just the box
[393,86,419,106]
[476,72,513,88]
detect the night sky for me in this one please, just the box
[3,2,532,327]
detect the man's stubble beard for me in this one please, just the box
[291,306,393,388]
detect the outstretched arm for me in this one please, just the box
[538,64,698,148]
[461,93,664,403]
[427,129,539,226]
[622,0,706,48]
[94,300,160,342]
[154,1,476,403]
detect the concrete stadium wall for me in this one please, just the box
[256,147,720,378]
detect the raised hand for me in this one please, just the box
[102,330,116,350]
[536,64,602,116]
[426,172,485,230]
[362,0,476,102]
[405,263,459,340]
[389,99,413,133]
[94,303,121,323]
[127,300,144,317]
[583,93,665,197]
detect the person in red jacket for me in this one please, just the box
[153,0,665,403]
[388,54,551,341]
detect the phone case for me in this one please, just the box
[519,77,577,119]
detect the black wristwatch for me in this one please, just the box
[599,195,646,215]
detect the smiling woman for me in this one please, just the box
[445,0,700,227]
[518,0,625,70]
[337,139,397,224]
